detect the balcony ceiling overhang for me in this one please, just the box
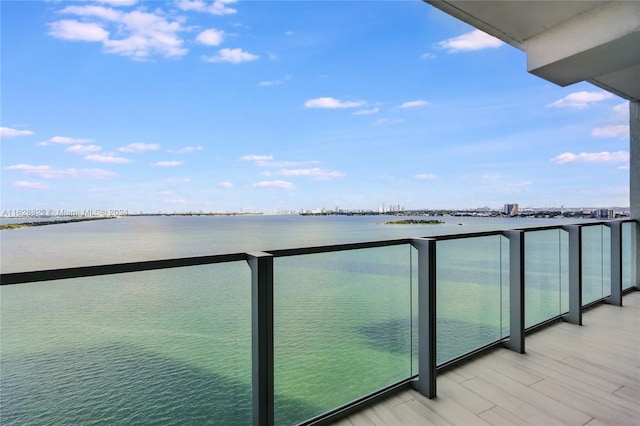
[424,0,640,101]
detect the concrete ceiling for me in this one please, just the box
[424,0,640,101]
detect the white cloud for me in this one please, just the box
[592,125,629,138]
[219,181,233,188]
[13,181,48,190]
[252,180,295,190]
[7,164,54,177]
[398,100,429,109]
[267,160,320,167]
[62,5,122,20]
[241,154,321,168]
[437,29,503,53]
[551,151,629,164]
[241,154,273,162]
[259,74,292,87]
[95,0,139,6]
[353,107,379,115]
[196,28,225,46]
[39,136,94,146]
[373,118,404,126]
[176,0,237,15]
[547,91,613,109]
[103,16,185,59]
[6,164,116,179]
[420,52,436,60]
[614,102,629,115]
[66,144,102,154]
[204,48,259,63]
[152,160,183,166]
[48,20,110,41]
[508,181,532,188]
[304,97,366,109]
[85,154,132,163]
[277,168,345,180]
[119,142,160,152]
[415,173,437,180]
[167,146,204,153]
[51,5,187,59]
[1,127,34,137]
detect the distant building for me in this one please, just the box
[503,203,519,216]
[595,209,615,219]
[380,203,405,213]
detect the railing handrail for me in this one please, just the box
[0,252,247,285]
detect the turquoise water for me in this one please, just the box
[0,215,623,425]
[0,215,582,273]
[1,265,254,425]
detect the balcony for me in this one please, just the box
[1,219,638,425]
[334,289,640,425]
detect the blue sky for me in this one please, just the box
[1,0,631,213]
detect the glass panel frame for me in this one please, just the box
[582,225,611,305]
[524,228,569,328]
[622,221,638,290]
[435,235,507,365]
[273,244,413,425]
[0,263,252,426]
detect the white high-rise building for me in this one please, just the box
[503,203,519,216]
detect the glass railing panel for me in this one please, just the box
[602,225,611,298]
[582,225,611,305]
[622,221,637,290]
[560,229,570,314]
[501,237,511,338]
[273,245,413,425]
[524,229,569,328]
[411,244,419,377]
[436,235,507,365]
[0,263,251,425]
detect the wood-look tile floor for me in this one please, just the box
[333,291,640,425]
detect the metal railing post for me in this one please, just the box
[411,238,436,399]
[248,252,275,426]
[503,230,525,353]
[563,225,582,325]
[606,221,622,306]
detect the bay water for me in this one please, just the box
[0,215,610,425]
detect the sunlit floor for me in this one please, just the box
[333,290,640,425]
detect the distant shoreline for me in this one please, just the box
[379,219,445,225]
[0,216,115,230]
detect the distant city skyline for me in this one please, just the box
[1,1,631,213]
[2,203,629,219]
